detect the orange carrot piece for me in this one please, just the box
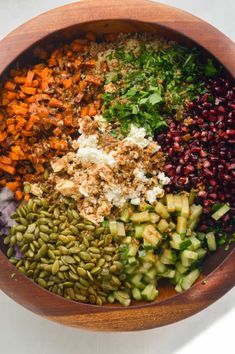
[25,70,35,86]
[4,81,16,91]
[85,59,96,67]
[0,131,7,142]
[6,181,20,192]
[0,156,13,165]
[0,163,15,175]
[63,78,72,89]
[14,76,26,84]
[21,86,36,95]
[80,106,89,117]
[88,104,97,117]
[15,190,23,200]
[49,98,63,108]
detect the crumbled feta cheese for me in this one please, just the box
[76,147,116,167]
[157,172,171,185]
[30,184,43,197]
[134,168,149,182]
[77,134,97,148]
[105,187,126,207]
[146,186,164,204]
[125,124,151,148]
[130,197,141,205]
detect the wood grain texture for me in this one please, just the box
[0,0,234,331]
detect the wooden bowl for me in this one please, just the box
[0,0,234,331]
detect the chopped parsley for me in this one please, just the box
[102,39,216,136]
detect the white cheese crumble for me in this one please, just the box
[157,172,171,185]
[105,187,127,208]
[77,134,98,148]
[134,168,149,182]
[76,147,116,167]
[125,124,151,148]
[146,186,164,204]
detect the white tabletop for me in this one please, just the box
[0,1,234,354]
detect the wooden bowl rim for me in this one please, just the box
[0,0,234,331]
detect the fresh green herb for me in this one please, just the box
[205,59,218,77]
[102,41,210,135]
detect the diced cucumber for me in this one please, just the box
[120,208,131,222]
[145,266,157,280]
[171,270,182,284]
[155,260,167,274]
[140,250,157,263]
[181,194,189,217]
[122,236,132,244]
[109,220,118,236]
[117,222,126,236]
[175,283,183,293]
[170,232,182,250]
[131,273,145,289]
[176,216,187,235]
[175,261,188,274]
[150,213,160,224]
[128,256,137,265]
[127,241,139,257]
[135,224,146,238]
[211,204,230,221]
[157,219,169,233]
[197,248,207,259]
[197,232,206,241]
[179,239,192,251]
[166,193,175,213]
[168,221,176,231]
[138,201,150,211]
[174,195,182,212]
[206,232,217,251]
[181,269,200,290]
[143,225,162,247]
[188,204,203,230]
[102,220,109,228]
[131,211,151,223]
[132,287,142,301]
[188,235,201,250]
[189,190,195,205]
[155,202,170,219]
[125,264,138,275]
[138,261,152,273]
[160,249,177,265]
[141,284,159,301]
[162,269,175,278]
[181,250,198,267]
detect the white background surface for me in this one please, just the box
[0,1,234,353]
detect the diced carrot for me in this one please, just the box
[63,78,72,89]
[7,91,17,101]
[85,59,96,67]
[21,86,36,95]
[21,130,33,137]
[0,131,7,142]
[0,163,15,175]
[64,116,73,126]
[24,194,30,201]
[0,156,13,165]
[80,106,89,117]
[6,181,20,192]
[53,127,62,136]
[49,98,63,108]
[4,81,16,91]
[25,70,35,86]
[15,190,23,200]
[11,105,27,115]
[85,74,102,86]
[14,76,26,84]
[88,104,97,117]
[79,80,88,91]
